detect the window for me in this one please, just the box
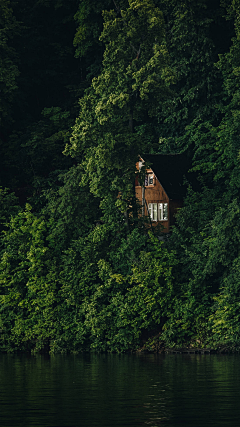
[158,203,163,221]
[158,203,168,221]
[153,203,157,221]
[148,203,158,221]
[149,203,168,222]
[148,174,154,185]
[163,203,168,220]
[144,174,155,186]
[148,203,152,219]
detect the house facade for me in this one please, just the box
[135,154,189,232]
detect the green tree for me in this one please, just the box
[73,0,113,80]
[0,187,20,257]
[155,0,229,146]
[0,205,61,352]
[66,0,174,230]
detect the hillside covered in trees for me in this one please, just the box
[0,0,240,353]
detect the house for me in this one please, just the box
[135,154,190,233]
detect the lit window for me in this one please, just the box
[153,203,157,221]
[148,203,158,221]
[158,203,163,221]
[158,203,168,221]
[148,203,152,218]
[163,203,168,220]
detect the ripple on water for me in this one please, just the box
[0,353,240,427]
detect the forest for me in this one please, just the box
[0,0,240,353]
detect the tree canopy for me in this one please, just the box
[0,0,240,353]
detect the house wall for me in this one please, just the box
[135,159,184,233]
[135,167,170,232]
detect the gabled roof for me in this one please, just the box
[142,153,191,199]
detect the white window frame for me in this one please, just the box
[148,203,158,221]
[163,203,168,220]
[148,203,152,219]
[149,203,168,222]
[158,203,163,221]
[153,203,157,221]
[148,174,154,185]
[158,203,168,221]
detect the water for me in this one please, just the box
[0,353,240,427]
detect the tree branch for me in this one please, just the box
[112,0,121,15]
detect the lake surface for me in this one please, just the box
[0,352,240,426]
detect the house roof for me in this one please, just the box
[142,153,191,199]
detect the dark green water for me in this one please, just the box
[0,353,240,427]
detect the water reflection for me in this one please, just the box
[0,353,240,426]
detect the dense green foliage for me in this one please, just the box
[1,0,240,353]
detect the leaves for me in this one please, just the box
[1,0,240,353]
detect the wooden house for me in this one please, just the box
[135,154,190,233]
